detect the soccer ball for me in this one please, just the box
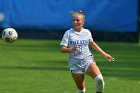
[2,28,18,43]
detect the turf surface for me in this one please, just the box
[0,39,139,93]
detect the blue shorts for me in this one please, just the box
[69,55,95,74]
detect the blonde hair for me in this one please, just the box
[70,11,85,20]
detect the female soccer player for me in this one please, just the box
[60,11,114,93]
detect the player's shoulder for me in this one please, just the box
[65,28,74,34]
[82,28,91,34]
[67,28,74,32]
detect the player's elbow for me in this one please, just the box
[60,49,64,53]
[60,48,70,53]
[60,48,66,53]
[60,45,67,53]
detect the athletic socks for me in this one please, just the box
[95,75,105,93]
[77,88,86,93]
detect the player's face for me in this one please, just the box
[72,14,85,31]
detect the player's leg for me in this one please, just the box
[86,62,105,93]
[71,73,86,93]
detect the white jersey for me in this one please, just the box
[60,28,94,59]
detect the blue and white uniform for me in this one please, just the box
[60,28,95,74]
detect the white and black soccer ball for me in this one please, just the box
[2,28,18,43]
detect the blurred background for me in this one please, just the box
[0,0,139,42]
[0,1,139,93]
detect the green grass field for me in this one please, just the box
[0,39,139,93]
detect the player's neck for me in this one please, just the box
[74,27,82,32]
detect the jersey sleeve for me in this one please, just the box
[88,30,94,42]
[60,31,69,47]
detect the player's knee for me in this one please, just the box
[95,75,105,92]
[77,88,86,93]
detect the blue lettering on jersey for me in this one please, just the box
[69,40,88,45]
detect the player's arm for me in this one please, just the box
[60,45,78,53]
[89,41,114,62]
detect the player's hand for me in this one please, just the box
[104,53,115,62]
[70,46,79,53]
